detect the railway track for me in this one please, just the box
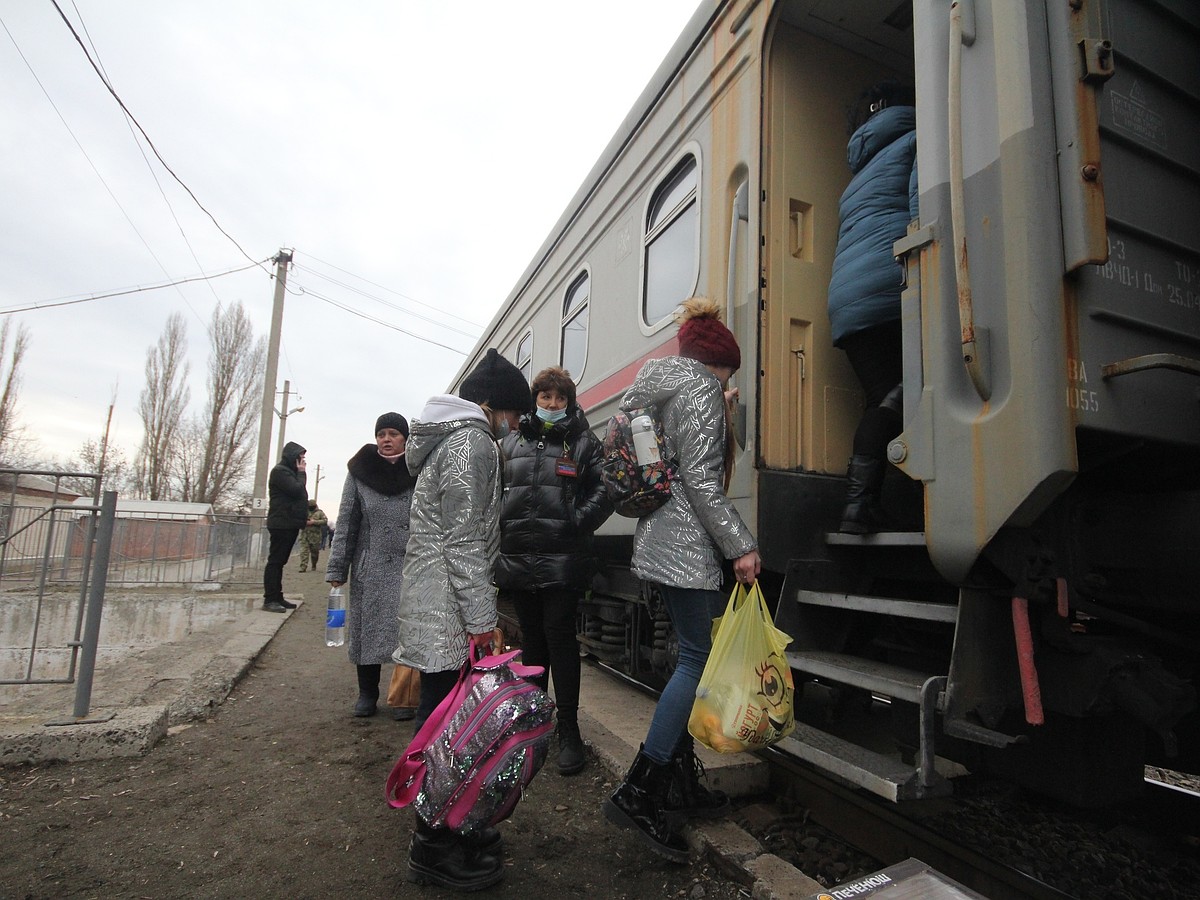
[596,661,1200,898]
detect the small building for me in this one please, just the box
[0,473,85,576]
[68,498,216,561]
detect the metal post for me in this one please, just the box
[276,379,292,464]
[72,491,117,720]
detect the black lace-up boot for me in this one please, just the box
[603,745,689,863]
[664,745,729,819]
[408,818,503,891]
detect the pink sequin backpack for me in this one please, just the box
[385,648,555,835]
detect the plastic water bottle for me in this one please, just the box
[325,586,346,647]
[630,415,660,467]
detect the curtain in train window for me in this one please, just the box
[643,155,699,324]
[516,330,533,383]
[560,270,589,379]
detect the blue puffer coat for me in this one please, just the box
[826,105,918,347]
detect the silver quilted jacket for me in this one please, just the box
[393,395,501,673]
[626,356,757,590]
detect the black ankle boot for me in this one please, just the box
[603,746,689,863]
[408,819,503,891]
[839,454,892,534]
[556,717,586,776]
[354,664,380,717]
[664,745,729,819]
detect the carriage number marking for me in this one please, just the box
[1066,358,1100,414]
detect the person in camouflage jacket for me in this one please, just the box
[297,499,327,572]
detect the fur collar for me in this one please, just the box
[347,443,417,496]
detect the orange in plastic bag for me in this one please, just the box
[688,581,795,753]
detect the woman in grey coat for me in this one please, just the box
[326,412,416,718]
[394,348,530,892]
[604,298,761,864]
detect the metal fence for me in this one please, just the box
[0,467,267,717]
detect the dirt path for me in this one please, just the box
[0,565,748,899]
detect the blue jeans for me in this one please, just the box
[642,584,726,765]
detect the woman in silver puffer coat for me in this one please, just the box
[604,299,761,864]
[393,347,530,893]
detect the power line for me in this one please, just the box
[67,0,225,312]
[291,262,481,340]
[291,282,469,356]
[1,14,208,326]
[297,253,484,329]
[0,260,271,316]
[49,0,265,272]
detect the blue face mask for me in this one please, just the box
[536,406,568,424]
[495,418,513,438]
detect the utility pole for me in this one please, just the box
[275,380,304,464]
[313,464,325,502]
[252,249,292,513]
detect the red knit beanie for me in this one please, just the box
[676,298,741,371]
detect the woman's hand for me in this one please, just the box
[328,580,345,588]
[733,549,761,584]
[469,631,498,655]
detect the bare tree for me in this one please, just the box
[0,319,32,466]
[172,418,207,502]
[58,438,133,497]
[134,313,190,500]
[190,302,265,509]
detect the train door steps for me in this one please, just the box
[794,589,958,623]
[824,531,927,547]
[774,725,947,802]
[785,649,934,705]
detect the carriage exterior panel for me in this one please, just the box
[449,0,1200,802]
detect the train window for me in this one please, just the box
[643,155,699,324]
[560,270,590,379]
[516,330,533,383]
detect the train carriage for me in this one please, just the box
[454,0,1200,806]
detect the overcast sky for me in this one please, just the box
[0,0,700,509]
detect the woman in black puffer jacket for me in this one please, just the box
[497,367,612,775]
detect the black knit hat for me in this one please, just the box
[459,348,530,411]
[375,411,409,437]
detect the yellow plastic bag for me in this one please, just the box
[688,581,795,753]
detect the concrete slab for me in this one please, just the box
[0,593,301,763]
[578,662,770,799]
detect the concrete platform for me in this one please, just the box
[0,593,300,766]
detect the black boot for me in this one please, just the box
[408,818,503,891]
[556,715,586,776]
[354,664,380,717]
[664,745,729,820]
[603,746,689,863]
[839,454,892,534]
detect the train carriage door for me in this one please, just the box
[760,9,915,476]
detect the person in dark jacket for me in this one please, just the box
[827,80,918,534]
[326,413,418,719]
[263,441,307,612]
[497,367,611,775]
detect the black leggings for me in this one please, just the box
[414,668,461,732]
[841,320,903,460]
[506,589,582,722]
